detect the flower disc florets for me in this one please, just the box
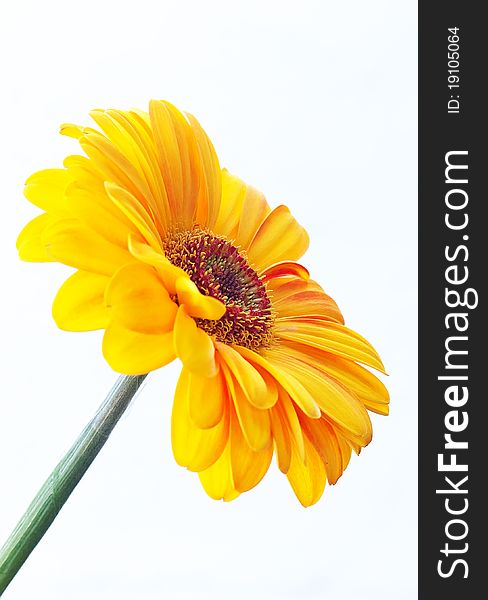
[164,227,274,350]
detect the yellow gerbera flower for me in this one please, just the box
[17,100,389,506]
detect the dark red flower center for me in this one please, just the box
[163,227,274,350]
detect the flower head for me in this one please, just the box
[17,100,389,506]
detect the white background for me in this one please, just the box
[0,1,417,598]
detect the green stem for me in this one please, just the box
[0,374,147,596]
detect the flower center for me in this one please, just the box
[163,227,274,350]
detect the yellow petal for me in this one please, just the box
[270,405,292,474]
[17,213,58,262]
[53,270,109,331]
[213,169,246,239]
[24,169,70,214]
[271,279,344,323]
[105,262,177,333]
[287,433,326,507]
[234,181,270,250]
[102,322,175,374]
[298,415,345,485]
[247,205,309,272]
[198,441,239,501]
[278,388,306,463]
[80,131,157,221]
[172,369,229,471]
[282,343,389,413]
[221,362,271,452]
[173,305,217,377]
[275,319,385,373]
[229,409,273,493]
[65,181,137,249]
[237,346,321,419]
[149,100,201,227]
[175,277,226,320]
[43,218,133,276]
[273,351,372,446]
[216,343,270,408]
[128,235,187,294]
[186,111,221,229]
[188,367,226,429]
[104,181,162,251]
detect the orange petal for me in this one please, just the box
[186,111,221,229]
[261,261,310,281]
[216,343,271,408]
[173,305,217,377]
[272,279,344,323]
[221,362,271,452]
[270,405,292,474]
[237,346,321,419]
[275,319,386,373]
[287,433,327,507]
[234,182,270,250]
[213,169,246,239]
[104,181,162,251]
[270,350,372,447]
[298,415,345,485]
[247,205,309,272]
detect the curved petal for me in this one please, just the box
[102,322,175,374]
[173,305,217,377]
[24,169,70,214]
[104,181,162,251]
[175,277,226,320]
[298,415,346,485]
[220,361,271,452]
[42,218,133,276]
[187,366,226,429]
[237,346,321,419]
[280,342,389,414]
[216,343,270,408]
[128,235,187,294]
[247,205,309,272]
[198,442,239,502]
[270,278,344,323]
[213,169,246,239]
[172,369,229,471]
[270,405,292,474]
[287,432,326,507]
[105,262,177,333]
[275,319,385,373]
[234,180,270,251]
[229,408,273,493]
[17,213,58,262]
[261,261,310,281]
[270,349,372,447]
[53,270,109,331]
[185,111,221,229]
